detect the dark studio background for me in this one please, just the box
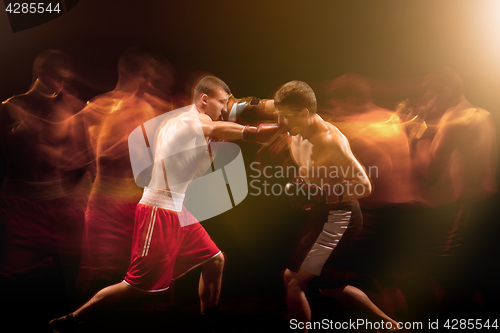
[1,1,499,332]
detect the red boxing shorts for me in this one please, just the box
[123,189,220,292]
[77,191,138,296]
[0,176,90,276]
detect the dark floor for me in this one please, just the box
[2,261,499,333]
[2,196,500,333]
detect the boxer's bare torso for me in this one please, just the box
[285,112,371,201]
[413,99,497,206]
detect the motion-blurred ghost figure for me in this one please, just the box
[76,48,176,299]
[0,50,92,289]
[407,66,498,316]
[325,73,413,321]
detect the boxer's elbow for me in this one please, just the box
[200,122,215,137]
[363,180,373,197]
[357,176,372,199]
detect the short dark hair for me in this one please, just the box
[422,66,464,103]
[32,49,74,83]
[194,76,231,98]
[328,73,372,105]
[274,80,317,114]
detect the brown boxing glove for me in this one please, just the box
[242,123,282,144]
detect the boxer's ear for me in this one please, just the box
[201,93,209,106]
[443,86,453,101]
[300,108,310,119]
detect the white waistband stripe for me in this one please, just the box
[139,187,185,212]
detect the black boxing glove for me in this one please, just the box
[285,177,344,210]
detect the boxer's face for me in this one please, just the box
[277,107,306,135]
[205,88,229,121]
[420,87,452,119]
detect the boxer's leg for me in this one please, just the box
[320,285,401,332]
[284,268,315,332]
[73,282,141,319]
[50,282,142,332]
[199,252,225,313]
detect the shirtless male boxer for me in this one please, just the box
[0,49,92,284]
[0,50,94,333]
[49,75,280,332]
[277,81,400,332]
[412,67,497,206]
[326,73,414,320]
[76,49,175,299]
[406,67,498,316]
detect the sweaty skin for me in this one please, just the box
[284,110,372,201]
[56,85,249,325]
[280,106,400,333]
[331,106,414,209]
[148,88,247,194]
[1,77,90,183]
[412,98,498,206]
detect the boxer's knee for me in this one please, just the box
[284,269,302,292]
[213,252,225,270]
[204,252,225,274]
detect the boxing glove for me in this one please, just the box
[223,96,277,125]
[242,123,282,144]
[394,99,427,144]
[285,177,344,210]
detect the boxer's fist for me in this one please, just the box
[285,177,344,210]
[394,99,427,144]
[242,123,282,144]
[285,177,325,210]
[223,96,277,125]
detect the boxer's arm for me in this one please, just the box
[224,96,276,124]
[263,99,275,114]
[199,113,245,141]
[426,122,460,184]
[199,113,282,143]
[324,134,372,201]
